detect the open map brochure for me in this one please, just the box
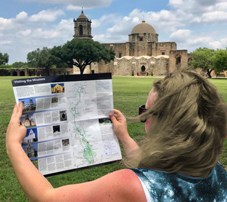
[12,73,122,175]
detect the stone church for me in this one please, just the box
[73,11,189,76]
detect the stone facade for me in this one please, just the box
[74,12,189,76]
[94,55,169,76]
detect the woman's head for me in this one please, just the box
[137,70,227,176]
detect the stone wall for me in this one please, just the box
[0,68,73,76]
[156,42,177,56]
[169,50,189,73]
[105,56,169,76]
[103,43,127,58]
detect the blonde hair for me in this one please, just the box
[127,70,227,177]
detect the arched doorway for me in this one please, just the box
[12,71,17,76]
[140,65,147,76]
[141,65,146,72]
[19,71,25,76]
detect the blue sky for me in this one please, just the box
[1,0,227,64]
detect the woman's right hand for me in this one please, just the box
[109,109,139,155]
[109,109,129,142]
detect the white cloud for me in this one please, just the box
[170,29,191,42]
[18,29,32,37]
[92,13,132,42]
[30,9,64,22]
[27,0,112,9]
[220,38,227,46]
[170,29,227,52]
[200,11,227,22]
[213,1,227,11]
[91,19,101,28]
[208,41,223,49]
[0,9,74,63]
[29,0,110,3]
[31,28,60,39]
[191,37,225,50]
[91,14,121,31]
[66,4,82,11]
[107,15,136,35]
[16,11,28,21]
[0,40,12,45]
[57,19,73,31]
[0,17,13,31]
[168,0,227,25]
[169,0,218,12]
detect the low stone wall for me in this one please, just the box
[0,68,73,76]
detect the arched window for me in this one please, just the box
[79,25,83,36]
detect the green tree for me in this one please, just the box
[27,47,53,75]
[189,48,215,78]
[213,49,227,73]
[12,61,28,68]
[62,39,115,74]
[50,46,68,68]
[0,52,9,65]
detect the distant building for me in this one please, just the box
[74,11,190,76]
[73,10,93,40]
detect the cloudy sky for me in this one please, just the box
[1,0,227,64]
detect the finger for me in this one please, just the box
[112,109,120,118]
[12,103,18,115]
[114,110,126,121]
[110,109,121,118]
[10,103,19,123]
[17,102,24,117]
[113,109,122,115]
[10,103,23,124]
[110,114,118,125]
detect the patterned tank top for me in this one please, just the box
[131,163,227,202]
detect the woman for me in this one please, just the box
[6,70,227,201]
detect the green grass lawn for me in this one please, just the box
[0,76,227,201]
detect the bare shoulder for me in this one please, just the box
[89,168,147,202]
[50,169,147,202]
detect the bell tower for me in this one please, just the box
[73,10,93,39]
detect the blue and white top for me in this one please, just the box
[132,163,227,202]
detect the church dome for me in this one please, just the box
[131,20,156,34]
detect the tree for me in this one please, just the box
[62,39,115,74]
[27,47,53,75]
[12,61,28,68]
[189,48,215,78]
[0,52,9,65]
[50,46,68,68]
[213,49,227,73]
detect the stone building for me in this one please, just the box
[73,11,189,76]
